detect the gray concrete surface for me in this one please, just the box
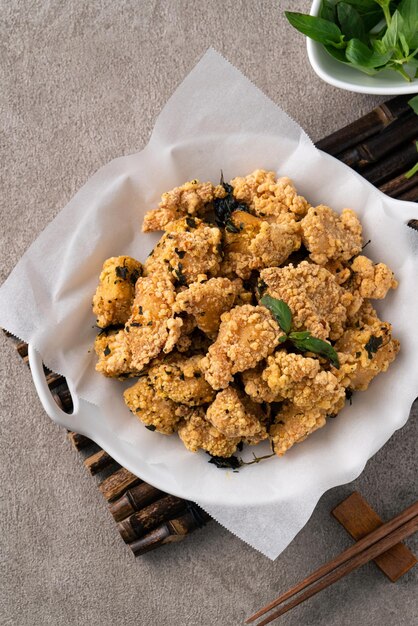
[0,1,417,625]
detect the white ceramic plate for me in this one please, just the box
[28,150,418,509]
[308,0,418,94]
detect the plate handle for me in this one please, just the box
[28,344,84,431]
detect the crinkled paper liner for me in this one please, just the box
[1,49,417,559]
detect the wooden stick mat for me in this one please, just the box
[5,93,418,557]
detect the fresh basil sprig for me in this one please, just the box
[289,334,340,369]
[261,295,340,369]
[285,0,418,82]
[260,294,292,334]
[405,95,418,179]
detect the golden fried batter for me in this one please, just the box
[93,170,400,460]
[123,377,184,434]
[221,210,301,279]
[92,256,142,328]
[263,350,346,413]
[125,274,178,370]
[323,259,351,285]
[347,300,379,328]
[177,409,240,457]
[270,403,327,456]
[206,387,267,439]
[231,170,310,219]
[260,261,352,340]
[94,330,139,378]
[334,318,400,391]
[148,353,215,406]
[143,180,226,232]
[242,363,280,403]
[350,255,398,299]
[301,205,363,265]
[201,305,283,389]
[144,217,222,285]
[174,277,242,337]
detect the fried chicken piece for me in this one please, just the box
[174,277,242,338]
[163,316,186,354]
[177,409,240,457]
[171,314,197,352]
[125,274,179,370]
[235,285,254,306]
[176,327,213,354]
[334,319,400,391]
[347,300,379,328]
[323,259,351,285]
[175,334,193,352]
[269,403,327,456]
[148,353,215,406]
[260,261,352,340]
[206,387,267,439]
[143,180,226,232]
[231,170,310,219]
[242,363,280,403]
[124,377,184,434]
[221,210,301,279]
[263,350,345,413]
[144,217,222,285]
[350,255,398,299]
[92,256,142,328]
[94,329,140,378]
[201,305,283,389]
[301,205,363,265]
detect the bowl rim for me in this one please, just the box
[307,0,418,95]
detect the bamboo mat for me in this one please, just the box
[6,93,418,557]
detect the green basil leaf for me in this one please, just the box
[338,0,384,31]
[337,2,368,44]
[284,12,343,45]
[260,295,292,334]
[382,10,403,51]
[399,32,410,56]
[371,38,388,55]
[408,95,418,115]
[398,0,418,48]
[346,63,380,76]
[288,331,311,341]
[319,0,337,22]
[292,336,340,369]
[324,43,348,62]
[340,0,380,9]
[362,12,386,32]
[346,38,393,67]
[372,0,391,7]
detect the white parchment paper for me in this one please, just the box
[1,49,417,559]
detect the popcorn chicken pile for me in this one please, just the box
[92,170,399,462]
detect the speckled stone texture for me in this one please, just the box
[0,1,417,625]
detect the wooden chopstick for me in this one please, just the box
[250,515,418,626]
[246,501,418,625]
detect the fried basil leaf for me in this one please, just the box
[364,335,383,359]
[260,295,292,334]
[291,335,340,369]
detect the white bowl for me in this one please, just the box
[307,0,418,94]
